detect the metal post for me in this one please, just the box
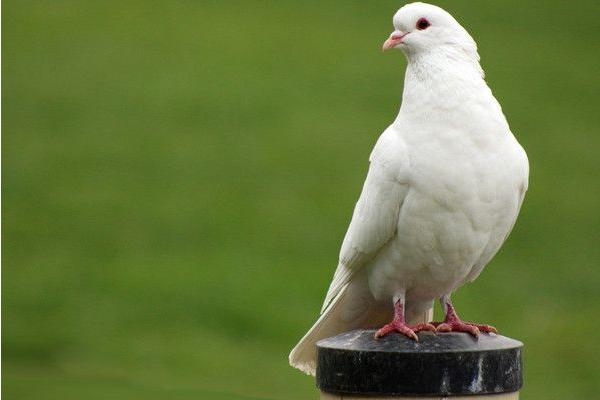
[316,329,522,399]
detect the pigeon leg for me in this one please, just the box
[434,295,497,336]
[375,296,436,340]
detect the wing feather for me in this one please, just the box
[321,130,409,313]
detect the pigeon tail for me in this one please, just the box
[289,271,389,376]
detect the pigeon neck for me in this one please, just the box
[395,51,492,123]
[405,47,484,81]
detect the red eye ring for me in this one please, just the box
[416,18,431,30]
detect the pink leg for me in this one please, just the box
[375,299,436,340]
[435,296,497,336]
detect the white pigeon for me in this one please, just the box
[289,2,529,376]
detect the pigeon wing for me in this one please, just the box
[321,130,409,313]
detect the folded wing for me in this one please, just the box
[321,130,409,313]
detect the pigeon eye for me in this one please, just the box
[416,18,431,30]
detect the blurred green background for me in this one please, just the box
[3,1,599,399]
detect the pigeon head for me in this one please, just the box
[382,2,478,61]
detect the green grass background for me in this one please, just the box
[3,1,599,398]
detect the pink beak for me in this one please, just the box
[382,31,408,51]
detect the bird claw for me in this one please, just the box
[412,322,437,332]
[374,321,435,341]
[435,321,497,336]
[470,323,497,334]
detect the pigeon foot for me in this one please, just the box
[434,320,497,336]
[374,321,436,340]
[374,298,435,340]
[433,297,497,337]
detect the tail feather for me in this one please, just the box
[289,273,389,376]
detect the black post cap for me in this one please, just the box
[316,330,523,397]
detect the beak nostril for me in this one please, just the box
[382,30,408,51]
